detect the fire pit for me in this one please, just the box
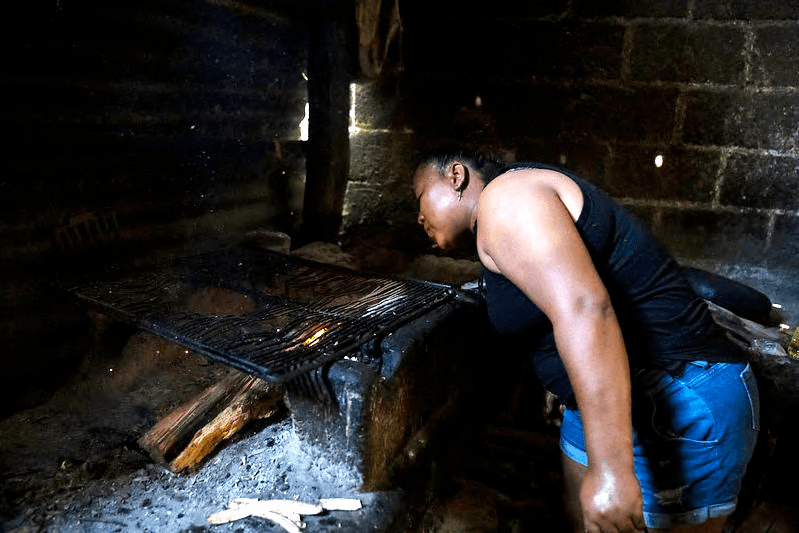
[9,243,496,531]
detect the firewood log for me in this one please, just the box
[169,376,283,473]
[137,372,284,472]
[138,372,247,463]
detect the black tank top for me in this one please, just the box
[480,163,740,408]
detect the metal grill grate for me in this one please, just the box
[65,245,455,382]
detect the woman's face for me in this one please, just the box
[413,164,468,250]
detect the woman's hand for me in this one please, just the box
[581,465,646,533]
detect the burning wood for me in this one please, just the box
[303,325,333,347]
[136,285,286,472]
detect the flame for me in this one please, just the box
[302,323,341,347]
[303,327,327,347]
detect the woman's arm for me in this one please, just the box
[477,171,645,533]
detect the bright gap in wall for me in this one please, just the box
[349,82,361,135]
[298,82,361,140]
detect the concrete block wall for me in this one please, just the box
[346,0,799,277]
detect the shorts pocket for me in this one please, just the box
[645,374,719,445]
[740,363,760,431]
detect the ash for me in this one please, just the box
[4,419,390,533]
[0,329,399,533]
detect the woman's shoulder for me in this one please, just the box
[480,170,552,209]
[485,167,565,193]
[482,167,584,222]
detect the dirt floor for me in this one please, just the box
[0,242,574,533]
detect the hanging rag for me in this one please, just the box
[355,0,402,79]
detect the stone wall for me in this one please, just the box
[346,0,799,277]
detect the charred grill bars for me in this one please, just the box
[66,244,458,390]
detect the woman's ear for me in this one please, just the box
[448,161,470,193]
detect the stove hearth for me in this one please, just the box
[13,242,496,532]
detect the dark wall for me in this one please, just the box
[3,0,308,250]
[347,0,799,273]
[0,0,308,413]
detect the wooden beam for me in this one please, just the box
[300,0,353,245]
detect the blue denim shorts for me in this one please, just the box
[560,361,759,529]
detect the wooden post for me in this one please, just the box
[300,0,353,245]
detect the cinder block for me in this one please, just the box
[684,91,799,152]
[694,0,799,20]
[630,24,745,84]
[404,19,623,81]
[402,0,568,21]
[608,146,720,201]
[351,83,399,131]
[656,208,771,265]
[510,21,624,81]
[623,204,660,232]
[559,85,679,144]
[769,215,799,271]
[285,297,495,491]
[521,20,625,80]
[571,0,690,18]
[482,83,571,141]
[719,153,799,210]
[341,181,383,231]
[349,131,416,185]
[682,90,737,146]
[387,79,478,134]
[736,94,799,152]
[755,26,799,87]
[554,142,612,188]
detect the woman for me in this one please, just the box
[412,149,759,533]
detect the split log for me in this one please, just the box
[138,372,284,473]
[170,376,283,472]
[138,372,247,463]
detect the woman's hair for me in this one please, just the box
[417,146,510,182]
